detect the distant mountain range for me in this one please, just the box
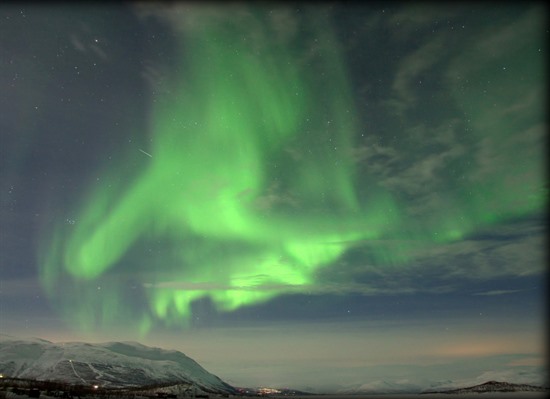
[338,378,548,395]
[1,335,547,397]
[0,335,235,396]
[425,380,549,394]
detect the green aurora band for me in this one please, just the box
[39,7,545,334]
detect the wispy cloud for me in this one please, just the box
[387,4,467,38]
[473,289,523,296]
[506,356,545,367]
[0,277,45,297]
[388,34,446,112]
[405,224,545,280]
[148,218,543,296]
[316,217,545,294]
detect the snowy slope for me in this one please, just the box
[339,379,423,394]
[0,335,235,394]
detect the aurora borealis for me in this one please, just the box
[1,2,547,391]
[39,6,401,330]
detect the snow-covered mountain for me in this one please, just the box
[0,335,235,395]
[426,380,549,394]
[339,379,423,394]
[339,376,548,395]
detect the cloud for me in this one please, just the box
[506,357,545,367]
[473,289,523,296]
[389,34,446,111]
[0,277,45,297]
[450,6,544,77]
[69,34,85,52]
[143,280,304,293]
[133,3,301,46]
[142,278,419,297]
[353,120,466,216]
[433,340,530,358]
[68,29,108,61]
[252,181,299,211]
[387,4,468,38]
[407,222,545,280]
[380,141,465,205]
[361,3,545,223]
[315,215,546,295]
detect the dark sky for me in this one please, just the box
[0,3,547,391]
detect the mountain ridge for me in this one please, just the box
[0,335,235,395]
[424,380,549,394]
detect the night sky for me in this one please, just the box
[0,3,547,391]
